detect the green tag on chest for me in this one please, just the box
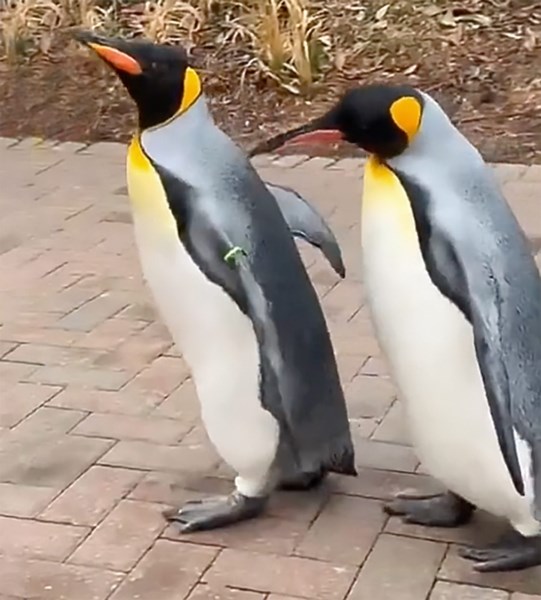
[224,246,247,265]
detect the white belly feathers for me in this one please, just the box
[126,134,279,497]
[361,157,539,535]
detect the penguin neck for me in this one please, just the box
[387,94,483,178]
[140,94,211,137]
[140,96,214,168]
[379,95,492,221]
[139,95,236,187]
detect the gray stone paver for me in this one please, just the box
[0,138,540,598]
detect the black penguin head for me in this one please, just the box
[250,84,425,160]
[74,30,201,130]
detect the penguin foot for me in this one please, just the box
[383,491,475,527]
[279,469,327,491]
[163,491,267,533]
[459,531,541,572]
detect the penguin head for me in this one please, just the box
[251,84,425,160]
[74,31,201,130]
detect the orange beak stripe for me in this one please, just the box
[282,129,344,147]
[88,43,143,75]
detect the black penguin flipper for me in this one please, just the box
[232,250,356,478]
[468,284,525,498]
[394,169,526,498]
[264,182,346,278]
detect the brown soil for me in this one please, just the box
[2,2,541,162]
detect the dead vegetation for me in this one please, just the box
[3,0,540,96]
[1,0,335,94]
[1,1,541,163]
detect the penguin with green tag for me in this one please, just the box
[74,31,356,533]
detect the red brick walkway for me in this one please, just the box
[1,137,540,599]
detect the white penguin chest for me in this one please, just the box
[132,214,282,491]
[125,137,254,374]
[132,215,246,371]
[360,158,537,532]
[125,137,267,434]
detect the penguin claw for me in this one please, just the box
[459,546,504,563]
[383,491,474,527]
[459,532,541,572]
[394,491,442,500]
[163,491,267,533]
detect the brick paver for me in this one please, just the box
[0,139,540,598]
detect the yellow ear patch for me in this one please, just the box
[389,96,421,142]
[179,67,202,113]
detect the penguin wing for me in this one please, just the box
[461,264,526,498]
[398,173,527,497]
[264,182,345,278]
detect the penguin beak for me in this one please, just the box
[279,129,344,148]
[74,30,143,75]
[248,113,344,157]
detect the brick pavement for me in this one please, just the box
[0,136,541,599]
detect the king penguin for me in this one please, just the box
[256,84,541,572]
[74,31,356,532]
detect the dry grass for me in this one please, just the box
[220,0,331,95]
[127,0,207,47]
[1,0,538,98]
[1,0,61,59]
[0,0,332,94]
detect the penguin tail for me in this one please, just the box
[531,442,541,521]
[327,446,357,477]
